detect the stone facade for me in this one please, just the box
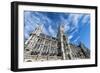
[24,24,90,62]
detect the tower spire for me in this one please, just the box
[25,23,42,45]
[57,23,66,60]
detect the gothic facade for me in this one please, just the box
[24,24,90,62]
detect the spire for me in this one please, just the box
[60,23,65,33]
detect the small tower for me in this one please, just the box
[25,24,42,45]
[24,24,42,55]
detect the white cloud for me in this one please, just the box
[68,35,73,40]
[70,27,76,32]
[73,36,80,43]
[35,12,54,36]
[70,29,78,35]
[82,15,90,25]
[34,12,52,25]
[24,11,54,39]
[48,25,56,37]
[64,23,70,32]
[42,15,52,25]
[42,25,49,35]
[67,14,83,28]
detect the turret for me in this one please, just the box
[25,24,42,45]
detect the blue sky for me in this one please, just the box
[24,11,90,49]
